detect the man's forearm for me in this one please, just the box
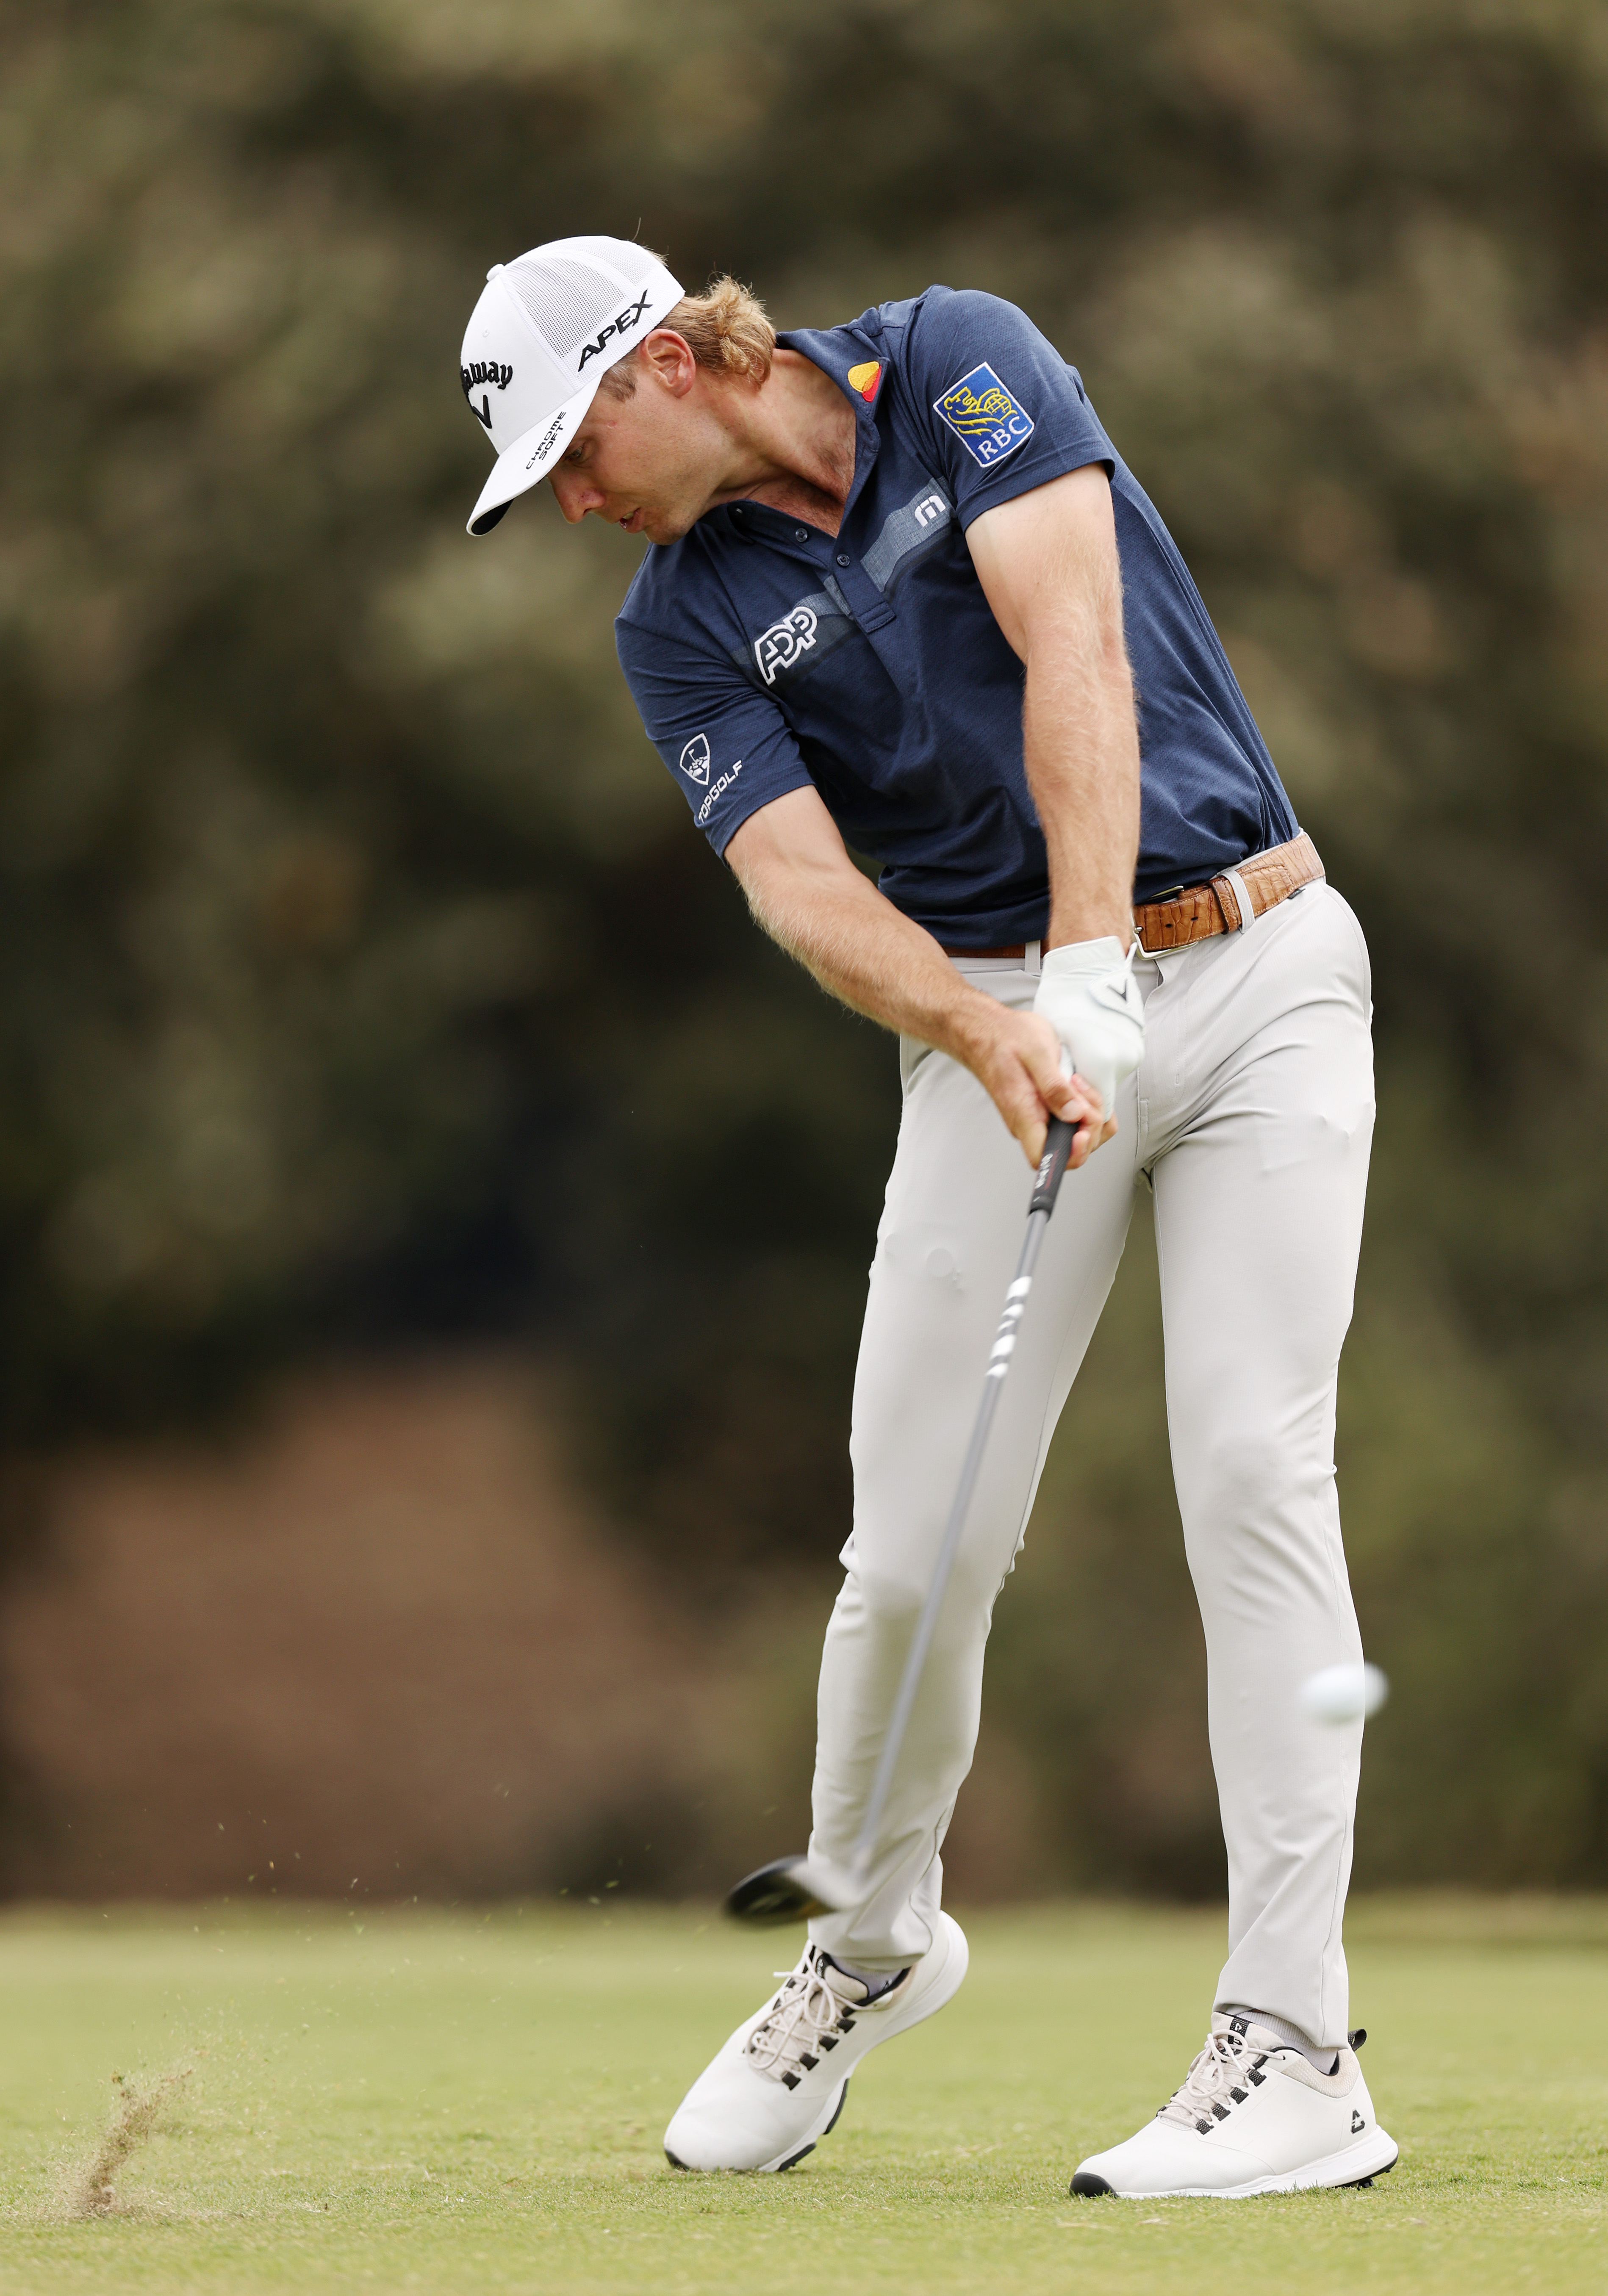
[739,845,1002,1071]
[726,784,1106,1166]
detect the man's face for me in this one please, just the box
[548,345,730,544]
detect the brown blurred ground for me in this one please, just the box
[0,1357,1047,1903]
[0,1359,1093,1901]
[0,1360,730,1900]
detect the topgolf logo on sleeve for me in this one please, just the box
[933,363,1035,468]
[678,733,712,784]
[696,759,743,825]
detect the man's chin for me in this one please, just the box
[639,509,698,546]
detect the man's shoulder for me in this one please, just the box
[894,287,1072,392]
[616,525,719,631]
[617,537,670,625]
[779,284,1035,382]
[775,292,925,372]
[614,528,745,679]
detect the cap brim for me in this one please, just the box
[466,382,597,536]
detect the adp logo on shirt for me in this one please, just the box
[933,363,1035,468]
[754,604,819,687]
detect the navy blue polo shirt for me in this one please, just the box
[614,286,1296,945]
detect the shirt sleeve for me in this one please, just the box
[898,288,1115,529]
[614,612,815,859]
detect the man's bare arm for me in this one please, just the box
[965,463,1139,950]
[724,787,1100,1168]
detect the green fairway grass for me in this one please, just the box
[1,1898,1604,2293]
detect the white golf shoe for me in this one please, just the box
[1071,2014,1398,2198]
[663,1911,968,2172]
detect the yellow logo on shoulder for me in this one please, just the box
[846,360,883,404]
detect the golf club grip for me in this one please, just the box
[1028,1115,1076,1216]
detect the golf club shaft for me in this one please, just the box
[847,1116,1077,1883]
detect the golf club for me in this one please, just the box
[726,1109,1079,1925]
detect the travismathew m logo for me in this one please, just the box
[679,733,711,785]
[754,605,818,686]
[577,290,652,370]
[461,360,513,429]
[1351,2110,1365,2134]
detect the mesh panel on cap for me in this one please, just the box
[504,255,626,362]
[564,236,661,285]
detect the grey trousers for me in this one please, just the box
[807,879,1375,2050]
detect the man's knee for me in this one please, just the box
[852,1545,1001,1635]
[1180,1426,1333,1545]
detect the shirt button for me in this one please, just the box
[794,526,809,542]
[836,552,851,566]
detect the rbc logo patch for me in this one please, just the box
[933,363,1035,467]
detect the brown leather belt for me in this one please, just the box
[940,832,1325,962]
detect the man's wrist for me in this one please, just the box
[935,979,1016,1075]
[1045,909,1134,953]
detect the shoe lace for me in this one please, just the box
[744,1953,856,2087]
[1157,2029,1268,2132]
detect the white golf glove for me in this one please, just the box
[1031,935,1145,1127]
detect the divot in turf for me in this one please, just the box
[63,2059,193,2217]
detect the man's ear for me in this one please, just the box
[640,329,698,395]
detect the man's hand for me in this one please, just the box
[961,999,1116,1172]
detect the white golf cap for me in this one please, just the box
[460,236,684,536]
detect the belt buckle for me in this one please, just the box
[1133,885,1186,959]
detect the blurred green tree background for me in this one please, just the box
[2,0,1606,1891]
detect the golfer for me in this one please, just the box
[459,236,1396,2198]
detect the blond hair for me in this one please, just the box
[597,273,775,398]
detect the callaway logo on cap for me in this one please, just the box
[459,235,683,536]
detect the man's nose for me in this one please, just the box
[549,470,604,524]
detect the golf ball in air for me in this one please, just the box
[1299,1662,1389,1724]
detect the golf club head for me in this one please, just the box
[723,1854,855,1926]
